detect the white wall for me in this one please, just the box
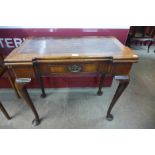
[0,0,154,28]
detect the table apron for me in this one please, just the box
[8,62,133,78]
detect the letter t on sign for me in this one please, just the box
[0,38,4,48]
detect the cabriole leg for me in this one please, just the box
[106,75,130,121]
[97,74,105,96]
[15,78,40,126]
[33,62,46,98]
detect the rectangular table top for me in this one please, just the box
[4,36,138,64]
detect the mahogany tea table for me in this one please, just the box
[4,36,138,126]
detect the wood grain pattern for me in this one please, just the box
[4,36,138,64]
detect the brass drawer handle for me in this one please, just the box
[68,64,82,72]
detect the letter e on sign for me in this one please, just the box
[5,38,14,48]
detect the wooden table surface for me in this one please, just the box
[5,36,138,64]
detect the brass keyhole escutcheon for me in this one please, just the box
[68,64,82,72]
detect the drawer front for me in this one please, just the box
[38,62,109,74]
[38,63,98,74]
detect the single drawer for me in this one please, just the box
[38,63,99,74]
[37,62,109,75]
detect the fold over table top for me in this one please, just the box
[4,36,138,65]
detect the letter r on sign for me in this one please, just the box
[14,38,23,47]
